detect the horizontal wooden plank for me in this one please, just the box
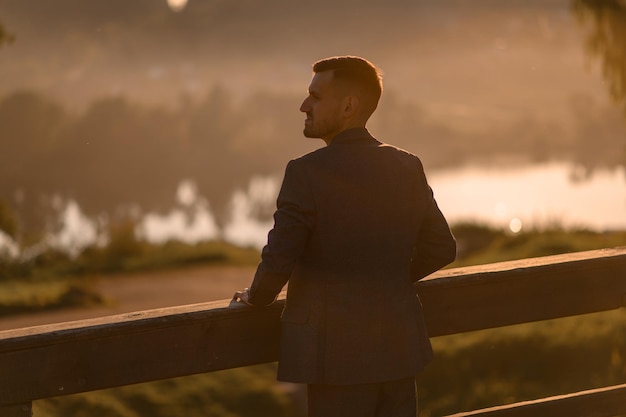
[417,247,626,336]
[0,299,284,404]
[0,247,624,405]
[445,383,626,417]
[0,403,32,417]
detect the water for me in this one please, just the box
[128,162,626,248]
[430,162,626,233]
[2,163,624,257]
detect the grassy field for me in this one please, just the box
[2,223,626,416]
[0,231,260,316]
[3,221,625,315]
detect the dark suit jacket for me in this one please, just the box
[249,127,456,385]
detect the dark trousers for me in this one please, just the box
[307,377,417,417]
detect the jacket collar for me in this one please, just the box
[328,127,377,146]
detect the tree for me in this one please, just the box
[0,199,17,239]
[572,0,626,115]
[0,22,15,47]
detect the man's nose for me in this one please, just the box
[300,98,310,113]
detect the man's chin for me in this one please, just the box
[303,129,319,139]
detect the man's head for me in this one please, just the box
[300,56,383,144]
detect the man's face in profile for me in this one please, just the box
[300,71,345,143]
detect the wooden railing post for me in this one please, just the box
[0,403,33,417]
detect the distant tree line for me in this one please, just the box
[0,84,624,243]
[0,21,14,47]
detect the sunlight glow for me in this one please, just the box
[222,176,279,249]
[167,0,188,12]
[430,163,626,232]
[47,200,99,257]
[137,208,219,245]
[509,218,523,234]
[0,230,19,258]
[176,179,198,206]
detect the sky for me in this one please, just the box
[0,0,614,130]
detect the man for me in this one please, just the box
[234,56,455,417]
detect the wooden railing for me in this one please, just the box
[1,247,625,417]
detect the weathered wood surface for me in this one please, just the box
[0,247,625,407]
[0,403,32,417]
[446,382,626,417]
[0,299,284,405]
[417,247,626,336]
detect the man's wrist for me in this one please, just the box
[233,287,278,307]
[233,288,254,306]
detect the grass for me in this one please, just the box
[33,364,302,417]
[449,222,626,267]
[0,277,105,316]
[0,235,260,316]
[418,308,626,416]
[3,221,624,316]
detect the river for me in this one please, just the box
[430,162,626,233]
[139,162,626,249]
[1,162,623,257]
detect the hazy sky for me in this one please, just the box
[0,0,614,133]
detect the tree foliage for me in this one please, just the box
[0,199,17,239]
[572,0,626,115]
[0,21,15,47]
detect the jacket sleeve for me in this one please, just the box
[410,185,456,282]
[248,159,315,306]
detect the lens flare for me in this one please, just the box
[167,0,188,12]
[509,218,523,234]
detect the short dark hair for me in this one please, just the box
[313,56,383,115]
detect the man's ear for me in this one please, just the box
[342,95,360,118]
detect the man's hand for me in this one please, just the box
[233,288,254,306]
